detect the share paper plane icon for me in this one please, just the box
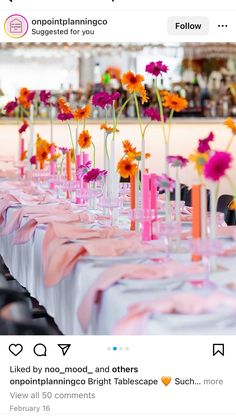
[57,344,71,356]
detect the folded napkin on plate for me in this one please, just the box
[43,230,141,287]
[12,211,94,244]
[0,202,72,235]
[113,292,236,334]
[77,261,205,332]
[0,191,57,224]
[217,225,236,239]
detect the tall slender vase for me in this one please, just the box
[165,142,169,176]
[209,182,217,271]
[28,104,34,161]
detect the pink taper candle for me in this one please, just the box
[142,173,151,241]
[76,154,82,204]
[150,173,158,239]
[50,144,56,190]
[19,136,25,178]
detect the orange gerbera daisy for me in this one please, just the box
[78,130,92,149]
[36,134,51,162]
[163,93,188,112]
[19,87,31,109]
[128,151,151,161]
[121,71,145,94]
[100,124,119,133]
[139,85,149,104]
[122,140,136,154]
[74,104,91,120]
[224,118,236,135]
[117,158,137,178]
[58,98,72,114]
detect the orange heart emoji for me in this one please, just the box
[161,376,172,386]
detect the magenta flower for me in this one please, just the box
[57,112,74,121]
[83,168,108,183]
[155,174,175,192]
[18,121,29,134]
[27,91,36,103]
[167,155,188,168]
[110,92,120,102]
[146,61,169,77]
[40,90,51,106]
[4,98,18,114]
[59,147,69,155]
[77,161,93,178]
[144,107,166,122]
[83,168,101,183]
[92,91,120,109]
[30,155,36,165]
[197,131,214,153]
[204,151,232,181]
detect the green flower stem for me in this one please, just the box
[116,97,131,124]
[133,92,144,138]
[154,79,167,143]
[143,121,151,138]
[105,133,110,160]
[91,142,96,167]
[225,134,234,151]
[167,109,174,144]
[60,156,66,174]
[67,122,75,158]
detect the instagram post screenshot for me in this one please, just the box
[0,0,235,417]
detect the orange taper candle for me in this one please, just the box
[66,149,72,181]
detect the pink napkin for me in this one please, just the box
[77,261,205,332]
[0,194,20,223]
[43,228,141,287]
[113,292,236,334]
[0,202,72,236]
[12,211,93,244]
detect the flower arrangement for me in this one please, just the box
[117,140,150,179]
[145,61,188,175]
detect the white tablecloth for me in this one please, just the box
[1,193,236,335]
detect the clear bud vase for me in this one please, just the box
[88,181,97,210]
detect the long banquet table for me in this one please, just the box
[1,181,236,335]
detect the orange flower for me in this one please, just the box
[36,134,51,162]
[224,118,236,135]
[74,104,91,120]
[139,85,149,104]
[122,140,136,154]
[58,98,72,114]
[21,150,27,161]
[78,130,92,149]
[121,71,144,94]
[19,87,30,109]
[117,158,137,178]
[229,199,236,210]
[163,93,188,112]
[100,124,119,133]
[128,151,151,161]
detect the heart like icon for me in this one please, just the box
[161,376,172,386]
[9,344,23,356]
